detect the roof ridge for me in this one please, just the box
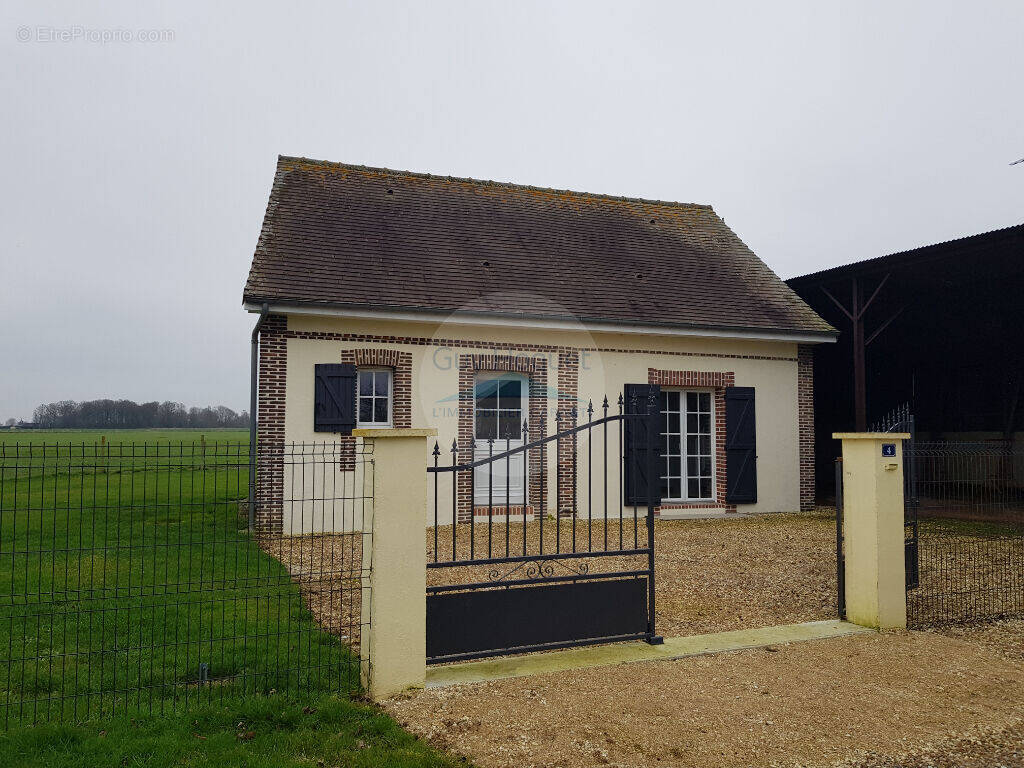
[276,155,715,213]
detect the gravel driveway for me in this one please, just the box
[266,510,841,655]
[387,625,1024,768]
[427,509,839,637]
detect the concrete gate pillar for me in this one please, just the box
[834,432,909,630]
[353,427,436,701]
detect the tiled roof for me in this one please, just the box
[244,157,835,337]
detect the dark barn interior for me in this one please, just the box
[787,223,1024,501]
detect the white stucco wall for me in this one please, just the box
[275,314,804,531]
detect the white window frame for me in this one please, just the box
[660,388,716,503]
[356,367,393,428]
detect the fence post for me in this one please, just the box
[353,427,437,701]
[833,432,909,629]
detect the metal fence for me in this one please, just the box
[0,441,371,726]
[908,441,1024,626]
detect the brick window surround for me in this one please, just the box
[457,354,548,522]
[648,368,737,515]
[338,348,413,470]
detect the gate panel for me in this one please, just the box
[427,578,648,661]
[427,391,662,663]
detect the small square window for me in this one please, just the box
[357,368,392,427]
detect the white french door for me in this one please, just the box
[473,373,527,506]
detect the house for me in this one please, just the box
[243,157,835,532]
[787,223,1024,499]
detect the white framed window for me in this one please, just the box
[473,373,525,441]
[660,390,714,501]
[357,368,392,427]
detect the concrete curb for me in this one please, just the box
[425,620,873,688]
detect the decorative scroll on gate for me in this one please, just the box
[426,392,663,663]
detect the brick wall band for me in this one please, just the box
[282,327,798,363]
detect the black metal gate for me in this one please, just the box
[426,391,663,663]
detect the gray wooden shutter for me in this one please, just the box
[623,383,661,506]
[314,363,356,434]
[725,386,757,503]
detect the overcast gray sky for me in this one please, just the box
[2,1,1022,421]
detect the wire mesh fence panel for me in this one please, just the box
[908,441,1024,627]
[0,441,371,726]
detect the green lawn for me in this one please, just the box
[0,431,459,767]
[0,693,459,768]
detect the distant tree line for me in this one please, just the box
[32,400,248,429]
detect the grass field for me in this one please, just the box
[0,429,248,449]
[0,430,459,768]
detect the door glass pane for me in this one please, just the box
[476,412,497,440]
[476,379,499,410]
[498,413,521,440]
[497,379,521,406]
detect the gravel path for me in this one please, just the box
[387,629,1024,768]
